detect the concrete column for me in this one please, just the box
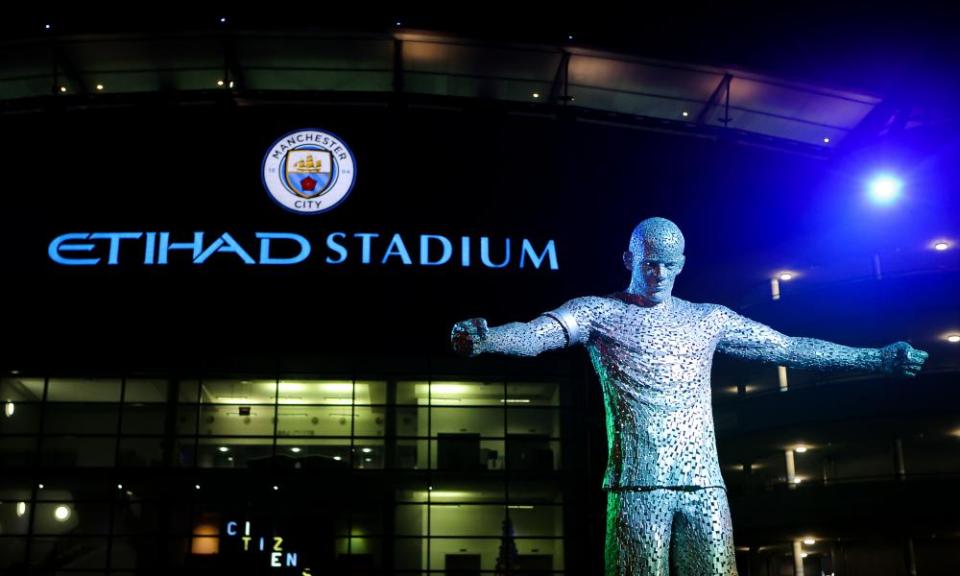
[894,437,907,481]
[785,449,797,487]
[906,537,918,576]
[778,366,789,392]
[792,540,805,576]
[771,278,781,300]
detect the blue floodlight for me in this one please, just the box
[868,174,903,204]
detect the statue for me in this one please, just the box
[451,217,928,576]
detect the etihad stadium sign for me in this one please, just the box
[48,231,559,270]
[47,129,559,270]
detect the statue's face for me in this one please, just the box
[623,239,685,304]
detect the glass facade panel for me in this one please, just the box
[278,404,357,436]
[118,437,165,467]
[40,437,117,467]
[47,378,121,402]
[0,537,27,570]
[0,501,32,534]
[276,438,351,468]
[43,403,119,434]
[0,401,41,434]
[198,404,276,436]
[0,373,567,572]
[202,378,277,404]
[197,439,273,468]
[124,378,168,402]
[1,377,45,400]
[121,403,167,434]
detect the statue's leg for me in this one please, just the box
[604,489,676,576]
[671,488,738,576]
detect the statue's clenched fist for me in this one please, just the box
[879,341,928,377]
[451,318,489,357]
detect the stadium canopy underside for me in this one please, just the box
[0,30,886,156]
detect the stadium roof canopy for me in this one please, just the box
[0,29,897,156]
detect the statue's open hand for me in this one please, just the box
[880,341,928,377]
[451,318,489,357]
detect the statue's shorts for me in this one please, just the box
[604,487,738,576]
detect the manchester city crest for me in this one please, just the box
[261,129,356,214]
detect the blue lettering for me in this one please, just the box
[226,521,238,536]
[520,239,559,270]
[382,233,412,265]
[89,232,143,265]
[49,233,99,265]
[461,236,471,267]
[286,552,299,567]
[421,234,452,266]
[195,233,255,264]
[326,232,348,264]
[257,232,311,265]
[144,232,156,265]
[158,232,204,264]
[354,233,379,264]
[480,237,510,268]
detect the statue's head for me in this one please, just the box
[623,217,685,304]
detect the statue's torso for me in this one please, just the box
[581,295,727,489]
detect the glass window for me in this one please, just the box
[47,378,121,402]
[275,438,350,469]
[178,380,201,403]
[507,381,561,407]
[353,439,385,470]
[110,536,162,570]
[124,379,168,403]
[432,381,504,406]
[509,505,564,537]
[202,379,276,405]
[506,436,560,472]
[118,437,165,467]
[393,537,426,571]
[30,536,109,569]
[335,536,381,573]
[176,405,199,435]
[43,403,120,434]
[196,439,273,469]
[122,403,167,435]
[353,405,386,437]
[0,501,32,533]
[395,406,426,437]
[431,407,504,437]
[430,438,505,471]
[428,537,500,572]
[394,439,427,469]
[40,437,117,467]
[0,401,41,434]
[198,405,276,436]
[34,501,112,535]
[430,504,505,537]
[398,380,505,406]
[0,537,27,571]
[278,405,355,437]
[0,377,44,401]
[279,379,387,405]
[507,407,561,437]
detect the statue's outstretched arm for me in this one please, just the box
[451,316,567,357]
[451,297,598,357]
[715,307,928,377]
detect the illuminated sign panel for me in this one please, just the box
[48,231,559,270]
